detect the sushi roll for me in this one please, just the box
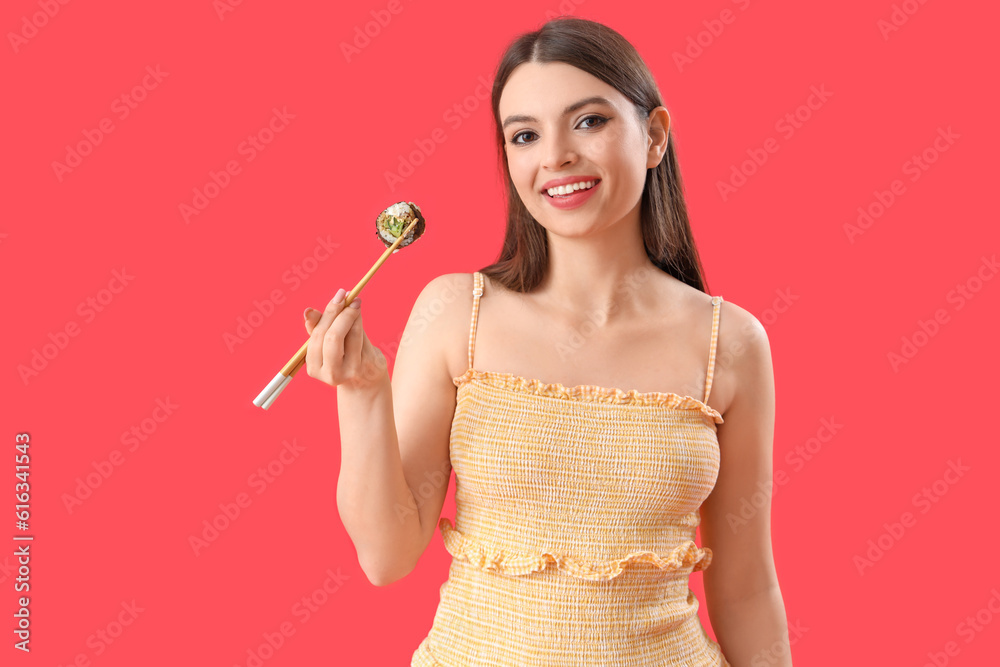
[376,201,425,251]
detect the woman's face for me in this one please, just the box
[498,61,664,239]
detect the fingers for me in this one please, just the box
[320,299,361,370]
[303,307,318,334]
[303,289,364,382]
[305,288,347,373]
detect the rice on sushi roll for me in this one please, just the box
[376,202,425,251]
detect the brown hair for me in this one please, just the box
[480,16,711,295]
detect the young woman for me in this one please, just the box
[303,16,791,667]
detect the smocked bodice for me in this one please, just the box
[441,366,722,580]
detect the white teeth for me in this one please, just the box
[546,180,596,197]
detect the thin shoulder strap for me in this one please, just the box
[467,272,485,370]
[703,295,724,404]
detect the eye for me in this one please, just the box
[579,114,609,130]
[510,130,537,146]
[508,115,610,147]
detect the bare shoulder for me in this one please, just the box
[408,272,472,320]
[712,295,773,417]
[402,272,475,380]
[665,277,771,415]
[715,296,771,369]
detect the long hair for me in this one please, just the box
[480,16,710,295]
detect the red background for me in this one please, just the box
[3,0,998,665]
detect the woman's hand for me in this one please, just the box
[303,288,388,392]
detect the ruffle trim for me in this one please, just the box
[452,368,723,423]
[438,518,713,581]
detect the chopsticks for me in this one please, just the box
[253,215,420,410]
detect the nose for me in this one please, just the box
[540,128,578,170]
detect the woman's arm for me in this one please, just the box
[334,274,460,586]
[699,303,793,667]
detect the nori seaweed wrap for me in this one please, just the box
[375,202,425,250]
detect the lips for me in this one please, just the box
[543,179,601,210]
[540,175,601,193]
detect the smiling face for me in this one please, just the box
[498,61,665,238]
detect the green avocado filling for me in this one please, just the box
[382,213,411,238]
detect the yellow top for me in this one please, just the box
[412,271,731,666]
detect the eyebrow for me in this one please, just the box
[501,96,614,130]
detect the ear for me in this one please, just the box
[645,106,670,169]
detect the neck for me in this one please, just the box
[534,209,659,322]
